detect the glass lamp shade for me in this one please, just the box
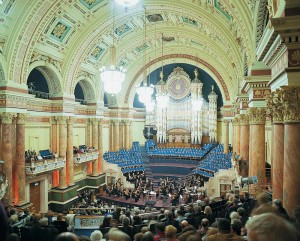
[156,94,169,109]
[115,0,140,7]
[137,83,154,104]
[100,65,126,94]
[192,98,203,111]
[145,100,155,112]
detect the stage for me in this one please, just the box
[98,192,175,209]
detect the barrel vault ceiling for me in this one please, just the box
[0,0,264,108]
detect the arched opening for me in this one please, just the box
[74,82,87,105]
[27,69,50,99]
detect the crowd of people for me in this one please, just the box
[1,190,300,241]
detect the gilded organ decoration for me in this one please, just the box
[148,67,217,144]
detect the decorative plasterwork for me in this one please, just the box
[248,107,266,125]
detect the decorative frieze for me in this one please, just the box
[248,107,266,125]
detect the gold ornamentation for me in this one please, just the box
[16,113,28,124]
[239,114,249,125]
[280,87,300,123]
[52,23,67,38]
[266,89,284,123]
[57,116,68,124]
[0,113,14,124]
[248,107,266,125]
[289,49,300,66]
[84,0,97,5]
[232,115,240,125]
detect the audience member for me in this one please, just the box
[165,225,179,241]
[90,230,103,241]
[54,232,80,241]
[207,218,243,241]
[245,213,298,241]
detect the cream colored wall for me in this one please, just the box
[132,119,146,145]
[73,125,86,147]
[25,125,51,152]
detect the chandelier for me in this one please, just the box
[115,0,140,7]
[136,8,154,105]
[145,100,155,112]
[99,2,126,94]
[155,34,169,109]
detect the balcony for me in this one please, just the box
[26,158,66,175]
[74,151,99,165]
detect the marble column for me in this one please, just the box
[98,119,103,173]
[240,114,250,177]
[281,87,300,215]
[58,116,67,189]
[114,120,120,151]
[109,120,113,151]
[272,123,284,200]
[86,119,92,175]
[128,120,133,149]
[119,121,124,149]
[266,89,285,201]
[223,120,229,153]
[232,117,240,155]
[15,113,27,204]
[67,117,74,185]
[51,117,59,187]
[248,108,266,194]
[124,120,130,149]
[92,118,99,176]
[1,112,14,202]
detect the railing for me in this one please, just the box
[25,158,66,175]
[73,151,99,165]
[75,98,88,105]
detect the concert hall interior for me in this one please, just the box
[0,0,300,241]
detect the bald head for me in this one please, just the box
[54,232,79,241]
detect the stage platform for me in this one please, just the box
[98,192,174,209]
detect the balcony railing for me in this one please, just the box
[74,151,99,165]
[25,158,66,175]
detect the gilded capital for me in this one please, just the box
[0,112,15,124]
[223,120,230,126]
[266,89,284,123]
[67,116,74,125]
[248,107,266,125]
[98,119,103,126]
[232,115,240,126]
[91,118,98,126]
[57,116,68,124]
[17,113,28,124]
[239,114,249,125]
[280,87,300,123]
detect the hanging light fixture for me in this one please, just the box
[115,0,140,7]
[99,1,126,94]
[155,33,169,109]
[136,7,154,105]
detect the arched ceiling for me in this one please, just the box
[0,0,259,107]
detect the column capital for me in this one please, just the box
[223,120,230,125]
[97,118,103,126]
[280,87,300,123]
[57,116,68,124]
[248,107,266,125]
[239,114,249,125]
[16,113,28,124]
[0,112,15,124]
[51,116,58,123]
[125,119,132,126]
[91,118,98,126]
[66,116,74,125]
[266,89,284,123]
[232,115,240,126]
